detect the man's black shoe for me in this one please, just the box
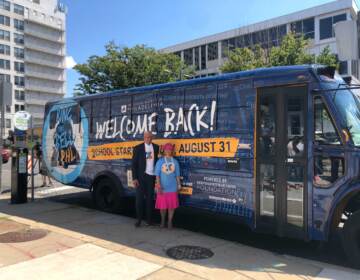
[135,221,141,227]
[144,222,153,227]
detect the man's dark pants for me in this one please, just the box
[136,174,155,224]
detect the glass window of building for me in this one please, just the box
[0,29,10,41]
[339,61,348,75]
[234,36,244,48]
[15,90,25,100]
[15,104,25,112]
[0,15,10,26]
[200,45,206,70]
[5,105,10,113]
[14,76,24,86]
[0,58,10,69]
[33,0,40,4]
[222,38,236,58]
[14,33,24,44]
[183,48,193,66]
[5,119,10,128]
[291,17,315,39]
[14,19,24,31]
[207,42,218,61]
[173,51,181,58]
[0,43,10,55]
[14,61,24,72]
[14,4,24,15]
[320,13,347,40]
[194,46,200,71]
[221,40,228,58]
[14,47,24,58]
[0,0,10,11]
[0,73,10,82]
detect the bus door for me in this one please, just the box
[255,85,307,238]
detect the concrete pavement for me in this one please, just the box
[0,193,359,279]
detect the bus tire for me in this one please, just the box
[93,178,123,213]
[342,209,360,269]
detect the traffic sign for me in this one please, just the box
[14,111,32,131]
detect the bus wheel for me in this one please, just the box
[93,178,122,213]
[342,209,360,269]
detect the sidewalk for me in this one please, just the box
[0,193,359,280]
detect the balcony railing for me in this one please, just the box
[25,40,64,57]
[25,82,65,95]
[25,54,65,69]
[25,67,65,82]
[24,25,64,44]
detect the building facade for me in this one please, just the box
[0,0,66,135]
[161,0,360,80]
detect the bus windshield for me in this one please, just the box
[331,87,360,146]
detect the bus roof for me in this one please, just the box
[57,64,323,104]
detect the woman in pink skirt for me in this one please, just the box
[154,143,181,229]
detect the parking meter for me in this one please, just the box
[11,133,28,204]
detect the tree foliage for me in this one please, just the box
[268,33,314,66]
[74,42,194,95]
[315,46,338,68]
[220,44,267,73]
[221,33,338,73]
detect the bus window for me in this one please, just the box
[259,96,276,156]
[80,100,92,134]
[287,97,305,157]
[260,164,275,217]
[287,164,304,227]
[49,110,57,129]
[132,92,157,115]
[111,95,132,117]
[313,156,344,188]
[158,88,184,111]
[184,84,217,109]
[80,100,92,117]
[218,80,253,108]
[92,97,110,117]
[216,107,251,134]
[314,96,341,145]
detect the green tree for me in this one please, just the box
[315,45,338,68]
[74,42,194,95]
[268,33,314,66]
[221,33,339,74]
[220,45,266,73]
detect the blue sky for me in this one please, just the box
[61,0,347,96]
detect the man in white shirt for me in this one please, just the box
[131,131,159,227]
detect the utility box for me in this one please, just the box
[11,133,28,204]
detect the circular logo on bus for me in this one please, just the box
[42,99,89,184]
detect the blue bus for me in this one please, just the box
[42,65,360,266]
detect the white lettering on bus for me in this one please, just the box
[164,108,175,138]
[94,101,217,140]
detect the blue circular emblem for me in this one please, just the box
[42,99,89,184]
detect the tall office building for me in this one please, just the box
[161,0,360,80]
[0,0,66,135]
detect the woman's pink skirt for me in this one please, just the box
[155,192,179,209]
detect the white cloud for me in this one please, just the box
[65,56,77,69]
